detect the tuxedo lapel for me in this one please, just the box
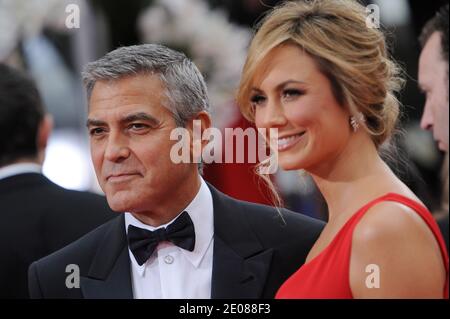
[80,215,133,299]
[208,184,274,299]
[211,236,273,299]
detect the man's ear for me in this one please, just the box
[36,114,53,164]
[185,111,212,162]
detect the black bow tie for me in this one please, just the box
[127,211,196,266]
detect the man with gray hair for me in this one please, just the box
[28,44,323,299]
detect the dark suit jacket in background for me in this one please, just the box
[437,214,449,253]
[0,173,114,298]
[29,183,324,299]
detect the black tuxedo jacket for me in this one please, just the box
[28,183,324,299]
[0,173,114,298]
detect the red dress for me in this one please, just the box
[276,193,449,299]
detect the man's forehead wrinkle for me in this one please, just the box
[91,91,164,110]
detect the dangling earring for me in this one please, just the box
[350,112,365,132]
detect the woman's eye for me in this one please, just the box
[250,94,267,107]
[282,89,304,101]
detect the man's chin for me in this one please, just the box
[105,188,134,213]
[438,142,448,152]
[106,194,137,213]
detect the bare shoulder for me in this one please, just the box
[354,200,430,243]
[349,199,447,298]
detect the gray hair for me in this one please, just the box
[82,44,210,127]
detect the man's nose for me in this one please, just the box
[104,132,131,163]
[420,102,434,132]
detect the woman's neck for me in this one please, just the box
[309,132,393,222]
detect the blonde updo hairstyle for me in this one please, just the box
[237,0,405,148]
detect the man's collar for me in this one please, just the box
[0,162,42,181]
[124,177,214,275]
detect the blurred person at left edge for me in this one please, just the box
[0,63,114,298]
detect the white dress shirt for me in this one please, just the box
[124,177,214,299]
[0,163,42,181]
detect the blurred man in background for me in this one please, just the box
[418,4,449,251]
[0,63,113,298]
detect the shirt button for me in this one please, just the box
[164,255,174,264]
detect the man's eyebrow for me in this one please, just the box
[121,112,160,126]
[86,119,106,128]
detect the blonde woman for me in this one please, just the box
[237,0,448,298]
